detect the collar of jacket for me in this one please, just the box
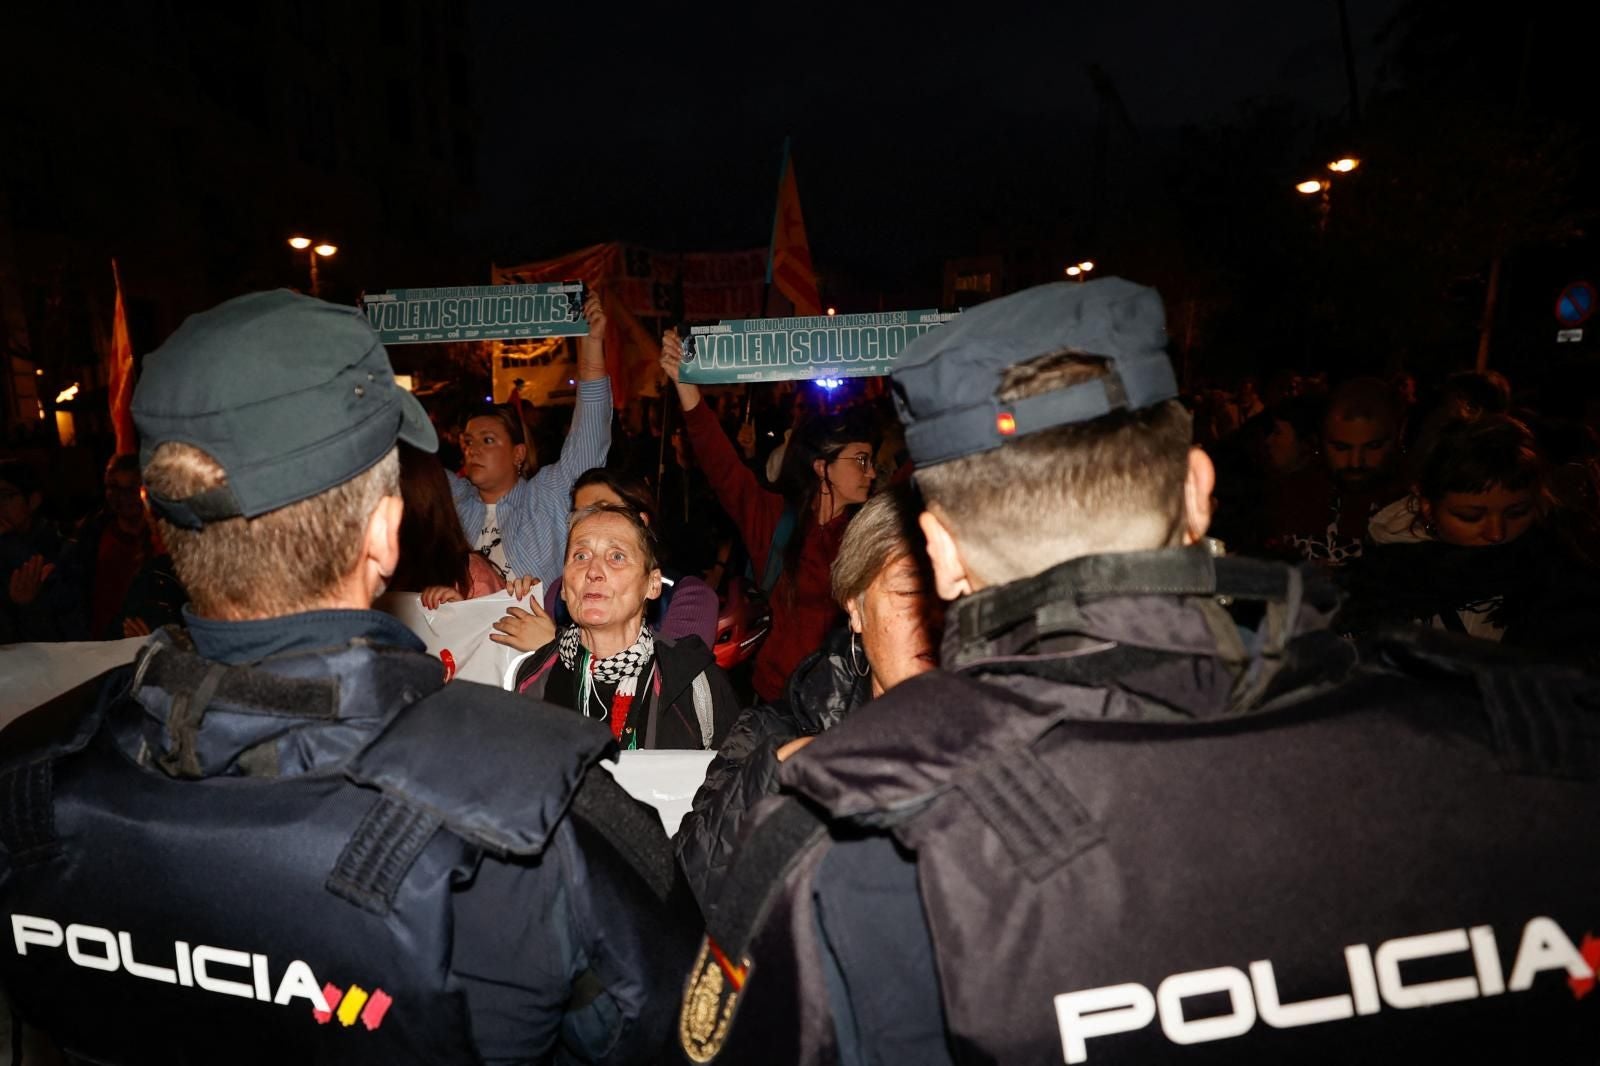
[944,546,1327,667]
[183,604,425,663]
[784,626,871,735]
[116,619,446,780]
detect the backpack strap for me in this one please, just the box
[759,506,799,595]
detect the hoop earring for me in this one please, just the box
[849,632,870,677]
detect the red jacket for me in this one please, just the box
[682,402,847,700]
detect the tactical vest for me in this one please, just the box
[682,550,1600,1064]
[0,635,667,1066]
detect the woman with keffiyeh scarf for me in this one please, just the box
[512,502,740,749]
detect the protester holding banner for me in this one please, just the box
[513,502,738,750]
[661,330,878,702]
[449,291,612,589]
[674,485,941,913]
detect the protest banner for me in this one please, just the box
[679,309,959,384]
[365,282,586,345]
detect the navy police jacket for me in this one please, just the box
[682,547,1600,1065]
[0,609,699,1065]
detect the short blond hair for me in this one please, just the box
[144,442,399,619]
[914,352,1192,586]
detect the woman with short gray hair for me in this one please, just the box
[511,502,739,750]
[675,485,945,912]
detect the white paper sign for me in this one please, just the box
[374,585,544,689]
[606,750,717,836]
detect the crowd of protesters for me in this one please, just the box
[3,280,1600,1065]
[7,348,1597,676]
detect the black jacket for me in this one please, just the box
[0,609,699,1065]
[675,626,870,912]
[514,630,741,750]
[684,547,1600,1066]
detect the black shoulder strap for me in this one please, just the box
[0,666,124,866]
[568,769,681,904]
[1369,626,1600,779]
[705,798,828,960]
[956,746,1104,882]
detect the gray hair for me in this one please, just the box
[830,485,925,608]
[567,501,659,574]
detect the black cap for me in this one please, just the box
[133,290,437,528]
[891,278,1178,468]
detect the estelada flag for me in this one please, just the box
[107,259,137,456]
[765,139,822,317]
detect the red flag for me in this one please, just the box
[107,259,137,455]
[766,142,822,316]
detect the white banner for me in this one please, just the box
[375,587,544,689]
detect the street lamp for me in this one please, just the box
[1295,158,1360,233]
[1065,260,1096,282]
[288,236,338,297]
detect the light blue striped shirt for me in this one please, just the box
[449,377,612,588]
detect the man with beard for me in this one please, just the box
[1264,376,1405,567]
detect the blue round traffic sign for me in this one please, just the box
[1556,282,1595,327]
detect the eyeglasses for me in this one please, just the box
[834,453,873,472]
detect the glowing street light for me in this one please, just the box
[1327,157,1360,173]
[826,307,837,316]
[1066,266,1081,276]
[1065,260,1096,282]
[287,236,339,296]
[1296,179,1329,195]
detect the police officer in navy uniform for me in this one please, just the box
[679,279,1600,1065]
[0,290,699,1064]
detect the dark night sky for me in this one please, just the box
[466,0,1401,297]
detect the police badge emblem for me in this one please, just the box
[679,936,751,1062]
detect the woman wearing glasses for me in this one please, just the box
[661,331,879,701]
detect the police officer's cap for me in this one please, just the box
[892,278,1177,468]
[133,289,437,528]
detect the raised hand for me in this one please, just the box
[658,329,702,411]
[8,555,54,606]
